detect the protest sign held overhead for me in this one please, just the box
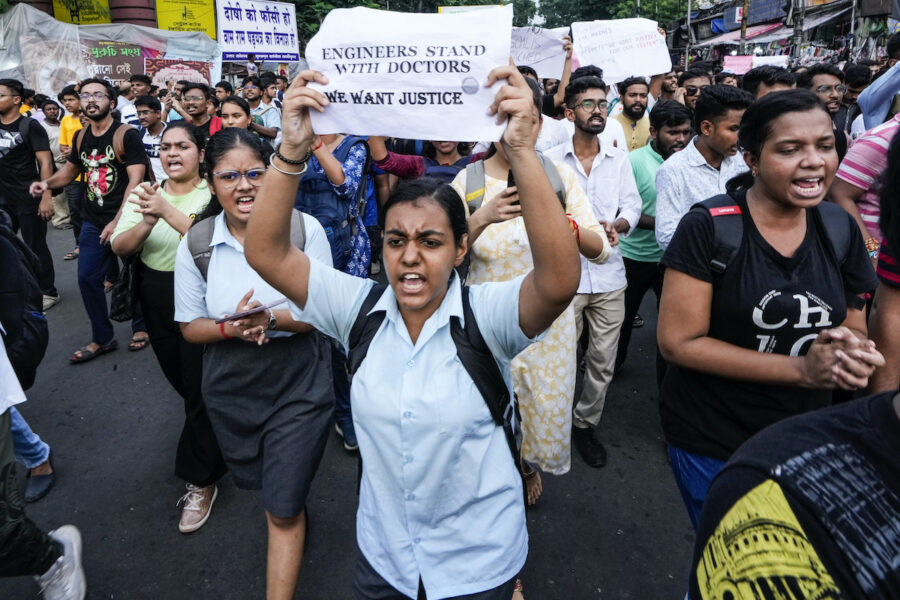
[572,18,670,84]
[306,5,513,142]
[511,26,569,80]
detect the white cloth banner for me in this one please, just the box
[306,5,513,141]
[511,26,569,80]
[216,0,300,62]
[752,55,789,68]
[572,18,671,84]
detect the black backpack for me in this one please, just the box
[347,284,524,503]
[0,210,48,390]
[690,194,854,277]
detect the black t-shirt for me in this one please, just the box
[541,93,563,119]
[0,117,50,213]
[68,123,145,227]
[691,392,900,600]
[659,189,877,460]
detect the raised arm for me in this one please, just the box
[244,71,327,309]
[549,37,573,110]
[486,65,581,338]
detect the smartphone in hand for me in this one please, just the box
[508,170,519,206]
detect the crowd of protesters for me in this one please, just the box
[1,24,900,600]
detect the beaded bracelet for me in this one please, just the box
[274,144,312,165]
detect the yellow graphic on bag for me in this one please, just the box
[696,479,841,599]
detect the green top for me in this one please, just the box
[620,143,664,263]
[112,180,211,272]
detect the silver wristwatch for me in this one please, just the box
[267,309,277,331]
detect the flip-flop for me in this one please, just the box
[63,248,79,261]
[129,335,150,352]
[70,339,118,364]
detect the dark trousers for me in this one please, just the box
[77,221,116,344]
[0,409,62,577]
[65,183,85,245]
[353,549,517,600]
[616,258,663,368]
[138,264,226,487]
[5,210,57,297]
[332,345,352,430]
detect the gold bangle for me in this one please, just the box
[268,153,308,176]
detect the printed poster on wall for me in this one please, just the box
[572,18,671,84]
[217,0,300,61]
[157,0,217,40]
[511,26,569,80]
[306,5,513,141]
[81,40,144,88]
[144,58,213,87]
[52,0,110,24]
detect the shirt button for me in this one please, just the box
[414,537,421,544]
[407,360,415,367]
[404,455,413,464]
[406,493,415,501]
[403,411,412,419]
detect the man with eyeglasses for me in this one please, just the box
[179,83,222,148]
[546,76,642,469]
[29,78,147,365]
[0,78,59,310]
[241,75,280,144]
[676,68,712,113]
[800,64,848,159]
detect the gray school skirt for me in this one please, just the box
[202,331,333,518]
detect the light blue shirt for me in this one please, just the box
[173,211,331,335]
[290,260,542,598]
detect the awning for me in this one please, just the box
[747,7,850,44]
[695,23,783,46]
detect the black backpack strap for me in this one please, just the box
[815,201,853,267]
[187,217,216,280]
[690,194,745,276]
[347,283,388,376]
[450,287,521,469]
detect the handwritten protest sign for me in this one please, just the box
[723,55,753,74]
[571,18,671,84]
[306,6,513,141]
[511,26,569,80]
[216,0,300,61]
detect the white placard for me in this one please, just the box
[752,55,789,68]
[217,0,300,62]
[306,6,513,141]
[571,18,671,84]
[511,26,569,80]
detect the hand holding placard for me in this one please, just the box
[278,70,330,159]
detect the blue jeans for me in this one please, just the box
[9,407,49,469]
[77,221,116,345]
[332,344,353,433]
[667,445,725,530]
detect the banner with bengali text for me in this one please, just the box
[216,0,300,61]
[157,0,217,40]
[52,0,110,25]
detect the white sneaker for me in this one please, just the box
[35,525,86,600]
[177,483,218,533]
[42,295,61,311]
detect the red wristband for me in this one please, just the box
[313,138,324,151]
[219,320,234,340]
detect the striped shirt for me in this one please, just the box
[834,114,900,244]
[877,242,900,289]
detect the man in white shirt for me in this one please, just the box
[135,96,167,182]
[655,85,753,251]
[116,81,140,128]
[546,76,641,469]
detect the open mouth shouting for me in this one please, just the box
[398,272,426,295]
[791,177,824,197]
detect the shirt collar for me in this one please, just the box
[562,134,617,163]
[370,270,465,329]
[210,212,244,253]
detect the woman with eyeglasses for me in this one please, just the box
[111,121,228,534]
[173,128,334,600]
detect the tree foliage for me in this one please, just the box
[538,0,685,30]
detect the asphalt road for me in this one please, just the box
[4,226,693,599]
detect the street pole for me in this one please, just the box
[686,0,692,66]
[739,0,750,54]
[849,0,857,53]
[792,0,804,60]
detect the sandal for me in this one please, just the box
[521,462,543,507]
[63,247,79,261]
[513,579,525,600]
[70,339,118,364]
[633,313,645,328]
[129,333,150,352]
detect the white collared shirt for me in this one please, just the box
[546,136,642,294]
[654,136,748,251]
[173,211,332,336]
[290,261,542,599]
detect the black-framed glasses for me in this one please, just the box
[573,99,609,112]
[79,92,109,101]
[212,168,267,188]
[684,85,709,97]
[815,84,847,95]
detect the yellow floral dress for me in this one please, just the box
[451,161,606,475]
